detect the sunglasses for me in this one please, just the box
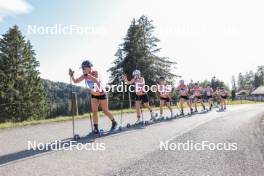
[82,67,91,70]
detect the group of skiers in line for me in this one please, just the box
[69,60,229,134]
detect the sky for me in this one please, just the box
[0,0,263,88]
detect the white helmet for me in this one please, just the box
[132,70,141,77]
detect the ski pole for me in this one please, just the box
[121,81,125,127]
[69,75,75,138]
[85,81,94,136]
[140,101,144,123]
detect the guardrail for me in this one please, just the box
[235,96,264,102]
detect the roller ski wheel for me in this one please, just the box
[149,115,157,122]
[126,123,131,128]
[179,113,184,117]
[186,111,193,116]
[74,134,80,141]
[217,108,225,112]
[139,121,144,126]
[99,129,104,136]
[152,119,157,122]
[150,112,158,119]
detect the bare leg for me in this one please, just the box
[100,99,114,120]
[186,100,192,109]
[135,101,141,119]
[179,98,184,112]
[166,102,173,114]
[194,100,198,111]
[200,101,205,109]
[143,102,153,112]
[223,99,226,108]
[209,98,212,109]
[160,100,165,116]
[220,98,224,109]
[91,98,99,124]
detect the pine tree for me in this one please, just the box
[0,25,47,122]
[237,73,245,91]
[108,15,177,102]
[256,66,264,86]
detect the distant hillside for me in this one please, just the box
[42,79,89,118]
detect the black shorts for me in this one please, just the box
[195,96,202,99]
[180,96,189,100]
[91,94,107,100]
[135,94,149,103]
[194,96,203,102]
[221,95,227,99]
[160,97,171,103]
[207,95,213,99]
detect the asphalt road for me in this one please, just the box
[0,104,264,176]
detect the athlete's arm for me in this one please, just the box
[71,75,84,84]
[124,75,135,85]
[84,74,99,84]
[168,93,172,100]
[141,77,145,84]
[154,86,159,99]
[69,69,84,84]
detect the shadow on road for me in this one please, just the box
[0,125,148,166]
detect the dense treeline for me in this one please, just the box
[234,66,264,92]
[42,79,89,118]
[187,77,228,91]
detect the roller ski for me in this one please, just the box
[178,112,189,118]
[179,108,193,117]
[149,112,158,122]
[170,113,177,119]
[217,106,226,112]
[165,112,176,120]
[200,106,209,113]
[156,114,164,121]
[208,104,213,111]
[126,118,143,128]
[110,120,123,132]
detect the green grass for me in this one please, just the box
[0,100,262,129]
[0,108,138,129]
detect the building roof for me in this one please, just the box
[251,86,264,95]
[236,90,249,96]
